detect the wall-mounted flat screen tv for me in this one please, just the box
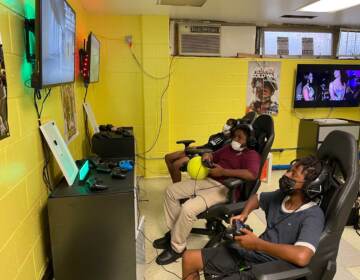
[87,32,100,83]
[294,64,360,108]
[32,0,76,88]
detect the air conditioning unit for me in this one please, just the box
[178,23,221,56]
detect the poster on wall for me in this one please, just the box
[0,33,9,140]
[60,84,78,143]
[246,61,281,115]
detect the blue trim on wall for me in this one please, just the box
[272,165,290,170]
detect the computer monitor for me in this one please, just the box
[87,32,100,83]
[32,0,76,88]
[294,64,360,108]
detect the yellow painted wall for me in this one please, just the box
[0,0,90,279]
[169,58,360,166]
[140,16,171,176]
[86,15,171,176]
[86,15,146,175]
[84,14,359,176]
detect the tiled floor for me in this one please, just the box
[138,171,360,280]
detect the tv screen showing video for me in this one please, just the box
[40,0,75,87]
[294,64,360,108]
[87,33,100,83]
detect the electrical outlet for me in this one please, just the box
[125,35,133,45]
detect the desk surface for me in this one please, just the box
[50,168,135,198]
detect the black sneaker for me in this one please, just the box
[155,246,185,265]
[153,231,171,249]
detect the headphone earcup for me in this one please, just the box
[302,165,329,200]
[302,183,322,200]
[247,135,257,149]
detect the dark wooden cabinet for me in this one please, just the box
[48,166,145,280]
[297,118,360,158]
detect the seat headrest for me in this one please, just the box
[241,111,257,125]
[317,130,358,180]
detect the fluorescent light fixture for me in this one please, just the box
[157,0,207,7]
[299,0,360,12]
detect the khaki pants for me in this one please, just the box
[164,178,228,253]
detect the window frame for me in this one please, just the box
[259,26,338,59]
[337,28,360,59]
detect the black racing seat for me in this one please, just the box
[178,112,258,172]
[191,114,275,248]
[242,130,359,280]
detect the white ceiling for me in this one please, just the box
[79,0,360,27]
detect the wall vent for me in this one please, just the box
[178,23,221,56]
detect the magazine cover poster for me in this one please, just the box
[246,61,281,115]
[0,33,9,140]
[61,84,78,143]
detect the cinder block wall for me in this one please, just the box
[0,1,89,279]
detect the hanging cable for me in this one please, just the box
[83,85,89,103]
[137,56,175,155]
[129,47,175,80]
[83,87,92,150]
[33,88,54,192]
[97,33,176,80]
[39,88,52,117]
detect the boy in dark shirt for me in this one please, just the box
[182,156,325,280]
[165,118,237,183]
[154,125,261,265]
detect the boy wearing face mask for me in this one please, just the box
[165,118,237,183]
[182,156,325,280]
[154,125,261,265]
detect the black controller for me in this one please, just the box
[202,159,215,168]
[87,177,108,191]
[232,220,253,236]
[111,167,127,179]
[224,220,253,240]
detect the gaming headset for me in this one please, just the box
[289,159,330,200]
[231,121,257,149]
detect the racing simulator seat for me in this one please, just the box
[191,114,275,248]
[216,130,359,280]
[177,112,257,159]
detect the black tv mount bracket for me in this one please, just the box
[24,19,35,64]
